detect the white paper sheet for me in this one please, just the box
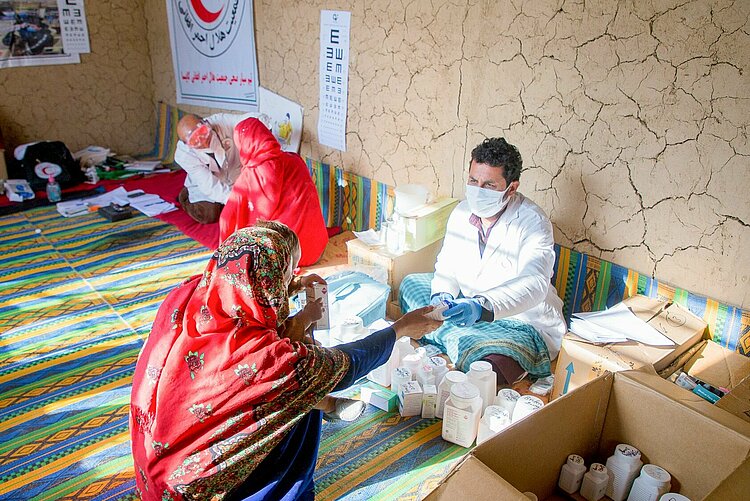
[571,303,675,346]
[317,10,351,151]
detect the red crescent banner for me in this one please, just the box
[190,0,223,23]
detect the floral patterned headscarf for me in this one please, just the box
[129,225,349,501]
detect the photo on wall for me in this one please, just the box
[0,1,80,68]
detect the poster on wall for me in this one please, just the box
[259,87,303,153]
[317,10,350,151]
[56,0,90,54]
[165,0,260,111]
[0,1,81,69]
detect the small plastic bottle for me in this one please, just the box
[606,443,643,501]
[402,353,423,376]
[580,463,609,501]
[394,337,416,366]
[441,382,482,447]
[558,454,587,494]
[494,388,521,415]
[391,367,412,393]
[627,465,671,501]
[416,364,436,387]
[428,356,449,386]
[466,360,497,412]
[476,405,510,445]
[46,176,61,203]
[435,370,467,418]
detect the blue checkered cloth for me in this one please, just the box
[399,273,552,377]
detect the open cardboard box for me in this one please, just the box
[426,370,750,501]
[551,295,707,400]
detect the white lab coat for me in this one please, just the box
[431,193,566,359]
[173,112,270,204]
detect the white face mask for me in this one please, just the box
[465,184,510,218]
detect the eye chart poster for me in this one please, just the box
[317,10,350,151]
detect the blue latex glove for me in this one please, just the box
[443,298,483,327]
[430,292,454,306]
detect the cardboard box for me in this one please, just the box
[400,197,459,251]
[551,295,707,399]
[360,382,398,412]
[718,375,750,423]
[682,339,750,390]
[346,237,442,303]
[426,370,750,501]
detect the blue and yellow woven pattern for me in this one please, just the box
[306,158,395,232]
[552,244,750,355]
[136,101,187,166]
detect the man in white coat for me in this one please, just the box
[174,112,270,224]
[399,137,566,384]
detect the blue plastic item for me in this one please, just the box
[324,270,391,328]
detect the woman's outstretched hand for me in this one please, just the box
[391,306,443,341]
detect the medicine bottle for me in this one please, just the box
[605,443,643,501]
[442,382,482,447]
[466,360,497,412]
[558,454,587,494]
[580,463,608,501]
[435,370,467,418]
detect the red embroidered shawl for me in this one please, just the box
[129,226,349,500]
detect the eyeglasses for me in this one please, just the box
[187,120,211,148]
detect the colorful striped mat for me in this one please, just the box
[0,207,466,500]
[553,244,750,355]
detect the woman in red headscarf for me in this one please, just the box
[130,223,440,500]
[219,117,328,266]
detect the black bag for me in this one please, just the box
[9,141,85,190]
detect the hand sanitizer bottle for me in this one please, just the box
[46,176,61,203]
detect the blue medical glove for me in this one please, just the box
[430,292,454,306]
[443,298,483,327]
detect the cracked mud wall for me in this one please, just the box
[0,0,154,155]
[149,0,747,309]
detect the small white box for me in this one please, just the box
[361,383,399,412]
[398,380,423,417]
[305,282,330,329]
[422,384,437,418]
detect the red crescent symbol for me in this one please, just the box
[190,0,223,23]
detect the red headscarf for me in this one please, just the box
[219,118,329,266]
[130,226,349,500]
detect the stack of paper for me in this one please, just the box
[124,161,162,172]
[570,303,675,346]
[126,192,176,216]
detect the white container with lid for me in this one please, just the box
[428,356,449,386]
[436,371,467,419]
[606,443,643,501]
[476,405,511,445]
[466,360,497,413]
[442,382,482,447]
[416,363,436,387]
[580,463,609,501]
[394,337,416,366]
[401,353,423,376]
[511,394,544,422]
[558,454,587,494]
[494,388,520,415]
[391,367,412,394]
[627,465,671,501]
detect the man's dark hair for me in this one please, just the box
[470,138,522,184]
